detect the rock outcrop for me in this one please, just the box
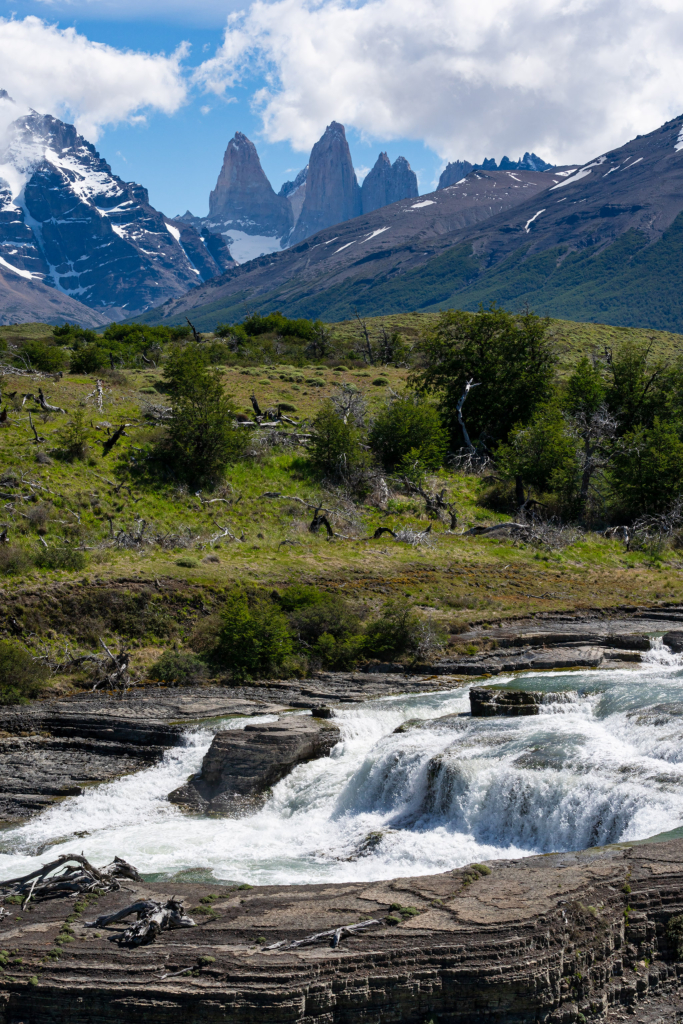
[279,165,308,227]
[361,153,418,214]
[290,122,362,244]
[437,159,474,189]
[0,112,231,320]
[208,132,293,240]
[169,715,341,814]
[4,839,683,1023]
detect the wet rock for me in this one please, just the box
[470,686,542,716]
[168,715,341,814]
[663,630,683,652]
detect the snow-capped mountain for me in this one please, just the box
[0,111,233,320]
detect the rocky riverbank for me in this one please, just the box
[2,839,683,1023]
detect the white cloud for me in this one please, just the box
[0,16,188,142]
[196,0,683,165]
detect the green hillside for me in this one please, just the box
[137,212,683,334]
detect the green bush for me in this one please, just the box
[160,346,248,486]
[0,544,35,575]
[364,599,421,659]
[280,585,366,670]
[36,546,87,571]
[610,418,683,517]
[369,393,448,472]
[148,650,209,686]
[0,640,48,704]
[211,591,294,680]
[309,402,367,479]
[70,344,112,374]
[19,340,68,373]
[54,409,90,461]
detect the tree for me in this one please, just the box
[497,404,578,497]
[562,357,616,506]
[610,418,683,518]
[602,340,674,433]
[369,393,448,472]
[162,345,246,486]
[212,591,293,679]
[412,305,556,451]
[309,401,367,479]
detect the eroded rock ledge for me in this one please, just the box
[169,715,341,814]
[2,840,683,1024]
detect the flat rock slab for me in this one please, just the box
[2,839,683,1024]
[169,715,341,814]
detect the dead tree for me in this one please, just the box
[250,393,263,418]
[91,639,130,690]
[186,318,202,343]
[401,478,457,528]
[372,526,397,539]
[354,309,375,365]
[456,378,480,453]
[309,508,334,537]
[37,388,65,414]
[101,423,130,456]
[0,854,140,907]
[86,898,195,946]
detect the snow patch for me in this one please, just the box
[165,222,180,242]
[324,237,339,245]
[622,157,643,169]
[363,227,390,242]
[334,240,356,253]
[550,157,606,190]
[506,173,521,182]
[411,199,435,208]
[0,255,34,279]
[524,209,546,232]
[221,229,281,264]
[111,224,126,239]
[675,126,683,152]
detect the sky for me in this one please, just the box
[1,0,683,218]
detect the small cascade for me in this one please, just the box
[643,635,683,668]
[1,668,683,886]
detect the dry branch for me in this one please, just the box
[0,854,140,906]
[86,897,195,946]
[265,918,380,951]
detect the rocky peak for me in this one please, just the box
[290,121,361,245]
[361,152,418,214]
[437,160,474,189]
[0,111,230,319]
[208,132,293,239]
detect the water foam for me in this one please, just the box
[1,663,683,885]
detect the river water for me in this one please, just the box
[1,643,683,886]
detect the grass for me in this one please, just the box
[1,316,683,692]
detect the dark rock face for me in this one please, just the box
[361,153,418,214]
[0,112,231,320]
[437,159,474,189]
[470,686,542,716]
[169,715,341,814]
[290,122,362,244]
[208,132,293,239]
[4,840,683,1023]
[663,630,683,652]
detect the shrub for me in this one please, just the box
[0,640,48,704]
[281,585,366,670]
[54,409,90,461]
[160,346,248,486]
[0,544,35,575]
[211,591,294,680]
[364,599,421,659]
[369,394,448,472]
[309,402,367,479]
[19,340,68,373]
[610,418,683,518]
[70,344,112,374]
[148,650,209,686]
[36,546,87,571]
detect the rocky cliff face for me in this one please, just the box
[290,122,362,244]
[438,159,474,189]
[0,112,230,320]
[361,153,419,214]
[208,132,293,242]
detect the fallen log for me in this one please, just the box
[0,853,140,906]
[37,388,65,414]
[265,918,380,951]
[85,897,195,946]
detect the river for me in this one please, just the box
[1,642,682,886]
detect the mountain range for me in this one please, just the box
[135,114,683,334]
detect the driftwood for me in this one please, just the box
[265,918,380,951]
[91,639,131,690]
[0,854,140,908]
[37,389,65,414]
[86,897,195,946]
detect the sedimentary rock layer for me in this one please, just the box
[2,839,683,1023]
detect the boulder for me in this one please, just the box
[663,630,683,652]
[470,686,542,717]
[168,715,341,814]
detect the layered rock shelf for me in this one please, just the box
[168,715,341,814]
[3,840,683,1023]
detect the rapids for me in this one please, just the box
[2,643,683,886]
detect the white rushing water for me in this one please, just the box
[2,646,683,886]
